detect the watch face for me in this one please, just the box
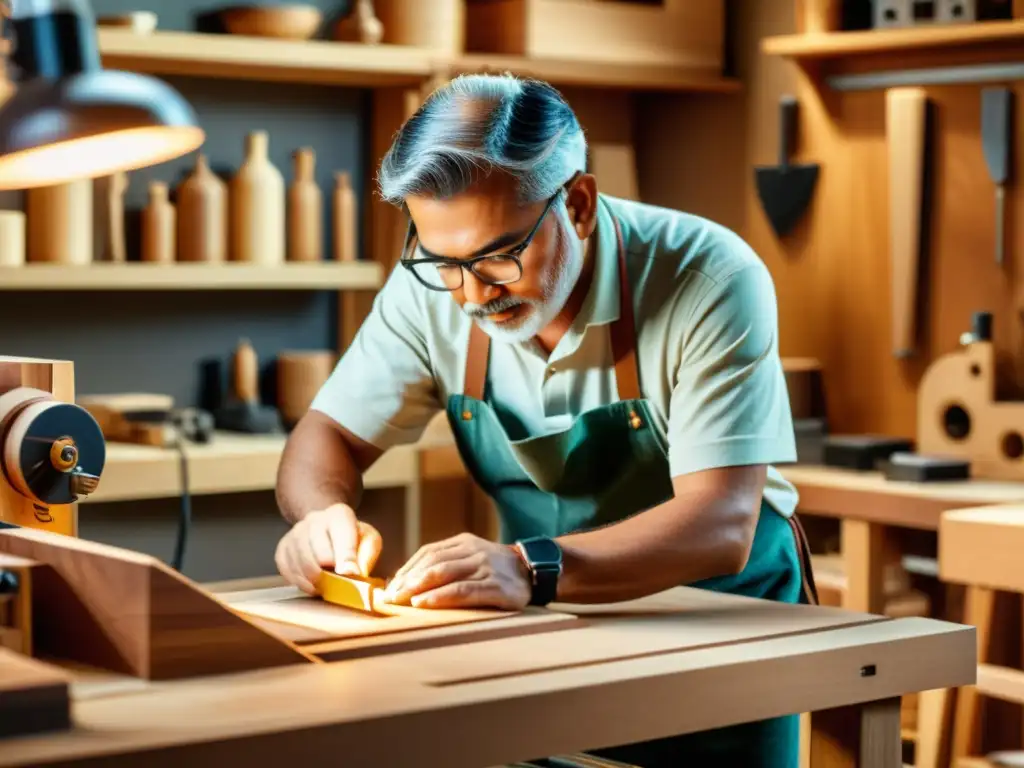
[521,537,562,566]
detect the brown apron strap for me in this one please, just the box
[461,207,641,402]
[607,215,640,402]
[787,514,820,606]
[464,322,489,402]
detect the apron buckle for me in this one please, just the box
[628,410,642,430]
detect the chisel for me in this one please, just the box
[981,87,1013,266]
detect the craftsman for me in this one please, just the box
[274,73,816,767]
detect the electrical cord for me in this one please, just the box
[170,426,192,573]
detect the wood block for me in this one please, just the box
[939,506,1024,593]
[0,647,70,739]
[319,571,384,612]
[0,526,316,680]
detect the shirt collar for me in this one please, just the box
[575,195,621,329]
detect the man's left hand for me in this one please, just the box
[382,532,532,610]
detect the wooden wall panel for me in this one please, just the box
[639,0,1024,438]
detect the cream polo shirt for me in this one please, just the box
[311,194,800,518]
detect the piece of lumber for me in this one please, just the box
[0,648,70,739]
[0,527,316,679]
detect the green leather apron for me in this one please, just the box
[446,211,818,768]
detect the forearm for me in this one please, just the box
[554,492,757,604]
[275,413,366,525]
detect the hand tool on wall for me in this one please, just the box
[754,95,820,238]
[981,86,1013,266]
[886,87,932,359]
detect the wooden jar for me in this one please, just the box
[277,351,337,427]
[375,0,465,53]
[26,180,93,264]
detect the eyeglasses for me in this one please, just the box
[399,186,565,293]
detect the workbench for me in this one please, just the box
[783,465,1024,614]
[0,581,975,768]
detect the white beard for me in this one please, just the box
[464,234,583,345]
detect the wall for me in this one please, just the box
[641,0,1024,440]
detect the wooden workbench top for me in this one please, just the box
[783,464,1024,529]
[0,587,975,767]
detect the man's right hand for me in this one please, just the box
[274,503,383,595]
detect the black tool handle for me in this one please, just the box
[982,87,1013,185]
[778,95,799,168]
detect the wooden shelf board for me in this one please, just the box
[762,19,1024,60]
[83,431,417,504]
[447,54,741,92]
[0,262,383,291]
[97,29,434,87]
[83,417,459,505]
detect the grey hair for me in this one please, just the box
[377,73,587,206]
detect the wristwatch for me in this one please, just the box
[514,536,563,607]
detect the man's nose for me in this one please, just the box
[463,270,500,306]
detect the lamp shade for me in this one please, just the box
[0,0,205,190]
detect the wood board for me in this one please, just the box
[0,527,315,679]
[220,585,578,646]
[0,648,70,739]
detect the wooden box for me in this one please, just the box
[465,0,725,69]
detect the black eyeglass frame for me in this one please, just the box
[398,181,571,293]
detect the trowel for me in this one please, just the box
[755,95,820,238]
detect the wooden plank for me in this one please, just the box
[0,527,315,680]
[783,465,1024,530]
[0,648,70,739]
[0,607,975,768]
[221,584,527,640]
[81,431,418,504]
[763,19,1024,59]
[446,54,741,93]
[0,262,383,291]
[98,29,433,87]
[940,506,1024,592]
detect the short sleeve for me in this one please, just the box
[667,263,797,477]
[310,268,441,451]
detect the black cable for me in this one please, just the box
[170,428,192,573]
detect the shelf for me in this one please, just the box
[94,29,739,94]
[763,20,1024,90]
[446,55,741,93]
[97,28,435,88]
[83,432,418,504]
[762,19,1024,60]
[0,262,384,291]
[82,417,459,505]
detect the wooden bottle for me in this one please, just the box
[141,181,175,264]
[177,153,227,262]
[333,171,357,261]
[288,148,323,262]
[93,171,128,262]
[229,130,285,265]
[26,179,93,264]
[333,0,384,44]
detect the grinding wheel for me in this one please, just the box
[0,387,106,506]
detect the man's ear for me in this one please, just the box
[566,173,598,240]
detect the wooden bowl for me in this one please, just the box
[219,5,323,40]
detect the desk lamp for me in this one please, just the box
[0,0,204,189]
